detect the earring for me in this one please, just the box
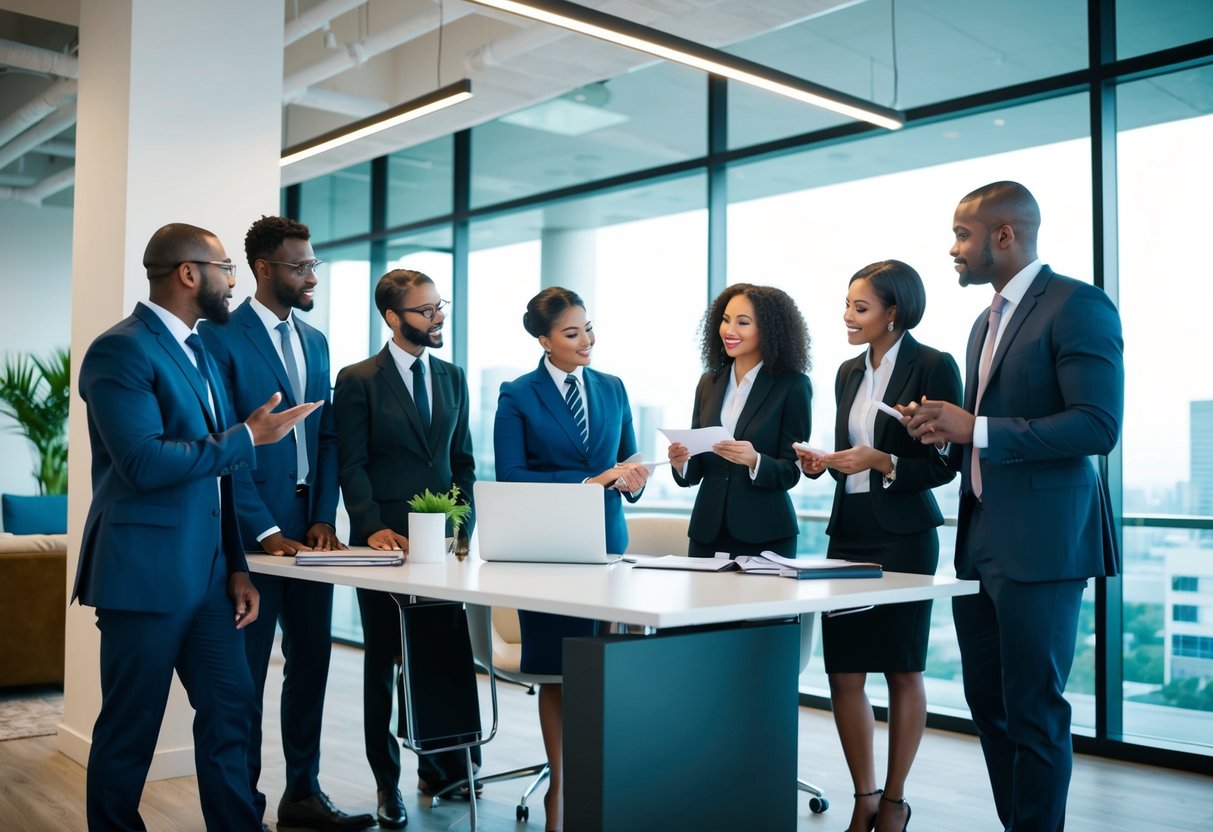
[887,321,895,332]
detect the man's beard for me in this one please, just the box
[401,318,442,349]
[274,279,314,312]
[958,235,996,287]
[199,281,231,324]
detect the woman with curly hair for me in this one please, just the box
[667,283,812,557]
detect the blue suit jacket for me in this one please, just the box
[73,302,255,612]
[200,299,338,544]
[953,266,1124,581]
[494,359,640,554]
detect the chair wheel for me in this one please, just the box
[517,804,529,821]
[809,796,829,814]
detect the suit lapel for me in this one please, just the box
[837,358,864,451]
[532,364,585,455]
[735,368,774,439]
[137,304,215,429]
[877,334,917,448]
[702,370,728,428]
[237,303,296,405]
[428,358,451,449]
[986,268,1049,388]
[376,347,429,450]
[583,369,607,458]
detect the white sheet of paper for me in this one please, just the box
[793,441,829,458]
[612,452,670,490]
[658,425,734,457]
[874,401,904,420]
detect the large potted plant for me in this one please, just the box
[0,347,71,534]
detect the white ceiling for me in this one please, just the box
[0,0,1210,210]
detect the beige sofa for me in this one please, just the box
[0,533,67,688]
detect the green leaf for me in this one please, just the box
[0,347,70,495]
[406,483,470,530]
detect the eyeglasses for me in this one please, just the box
[397,299,450,321]
[147,260,237,277]
[264,259,325,277]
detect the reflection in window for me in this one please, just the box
[299,162,372,243]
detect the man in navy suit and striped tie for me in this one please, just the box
[75,223,319,831]
[907,182,1123,831]
[201,216,374,831]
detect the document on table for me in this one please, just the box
[658,425,733,457]
[627,555,740,572]
[733,551,883,580]
[295,552,405,567]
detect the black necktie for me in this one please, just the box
[564,374,589,453]
[276,322,310,485]
[411,358,431,435]
[185,333,223,430]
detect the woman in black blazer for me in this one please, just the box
[796,261,961,832]
[668,283,812,557]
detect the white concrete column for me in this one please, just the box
[61,0,284,779]
[540,226,598,312]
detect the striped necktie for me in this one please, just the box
[564,374,589,453]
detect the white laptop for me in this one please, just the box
[474,481,616,564]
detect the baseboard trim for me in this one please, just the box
[57,722,197,781]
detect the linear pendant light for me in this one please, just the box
[281,79,474,166]
[465,0,903,130]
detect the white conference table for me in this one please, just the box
[249,552,977,831]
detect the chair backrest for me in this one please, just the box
[624,513,691,555]
[465,602,560,685]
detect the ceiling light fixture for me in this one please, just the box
[464,0,903,130]
[280,79,474,167]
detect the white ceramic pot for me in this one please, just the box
[407,512,448,563]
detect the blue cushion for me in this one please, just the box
[1,494,68,535]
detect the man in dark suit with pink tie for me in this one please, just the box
[907,181,1124,832]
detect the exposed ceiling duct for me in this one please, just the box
[0,35,77,78]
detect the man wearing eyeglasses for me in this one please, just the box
[334,269,479,828]
[74,223,319,831]
[200,216,373,831]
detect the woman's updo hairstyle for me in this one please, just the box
[523,286,586,338]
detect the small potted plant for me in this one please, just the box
[406,483,471,563]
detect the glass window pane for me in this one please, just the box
[726,96,1096,715]
[471,63,706,209]
[299,161,372,244]
[384,226,455,366]
[467,175,706,502]
[727,0,1088,149]
[1117,65,1213,757]
[1117,0,1213,59]
[387,137,454,228]
[306,241,372,643]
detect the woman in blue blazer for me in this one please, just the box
[668,283,812,557]
[493,286,649,831]
[796,261,962,832]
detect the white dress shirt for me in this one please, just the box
[972,259,1042,449]
[844,335,903,494]
[544,356,589,433]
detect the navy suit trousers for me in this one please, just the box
[243,491,335,815]
[88,560,259,832]
[953,502,1086,832]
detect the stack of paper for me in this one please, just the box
[735,552,882,580]
[295,552,404,567]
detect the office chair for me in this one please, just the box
[465,602,560,822]
[624,512,829,814]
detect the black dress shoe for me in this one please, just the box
[277,792,375,831]
[377,788,408,829]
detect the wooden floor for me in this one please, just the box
[1,644,1209,831]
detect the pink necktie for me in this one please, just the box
[971,293,1006,500]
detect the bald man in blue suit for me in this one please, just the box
[74,223,318,832]
[908,182,1123,832]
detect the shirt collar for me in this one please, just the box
[387,338,427,371]
[865,333,904,374]
[143,300,196,348]
[545,356,585,387]
[998,259,1042,307]
[250,296,293,334]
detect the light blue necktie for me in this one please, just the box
[276,321,310,485]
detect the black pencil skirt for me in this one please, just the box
[821,492,939,674]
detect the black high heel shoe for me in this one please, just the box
[879,794,911,832]
[846,789,883,832]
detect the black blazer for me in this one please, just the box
[822,333,962,537]
[334,345,476,545]
[674,366,812,545]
